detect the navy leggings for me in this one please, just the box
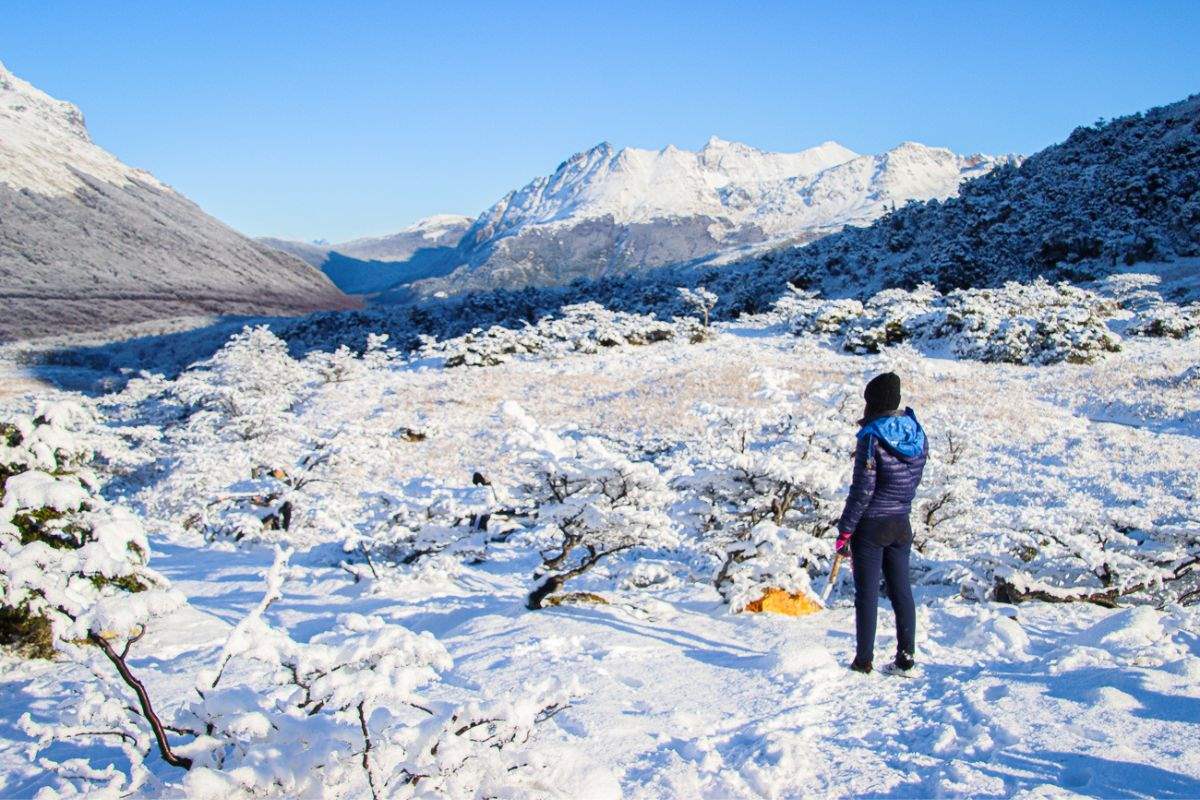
[850,515,916,665]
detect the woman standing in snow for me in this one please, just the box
[835,372,928,676]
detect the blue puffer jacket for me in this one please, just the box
[837,408,928,533]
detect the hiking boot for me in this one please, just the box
[881,652,921,677]
[849,658,873,674]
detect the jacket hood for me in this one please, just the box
[858,408,926,460]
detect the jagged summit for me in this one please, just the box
[458,137,868,248]
[259,130,1013,300]
[399,135,1013,297]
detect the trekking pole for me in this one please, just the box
[820,553,845,604]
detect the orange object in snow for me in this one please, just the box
[744,587,823,616]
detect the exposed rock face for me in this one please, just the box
[0,61,357,342]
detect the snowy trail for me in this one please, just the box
[3,498,1198,798]
[134,540,1199,799]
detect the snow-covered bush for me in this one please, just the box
[502,402,678,609]
[774,279,1123,365]
[718,520,832,612]
[939,279,1121,364]
[0,401,179,658]
[674,371,852,609]
[188,613,572,797]
[1127,301,1200,338]
[140,330,430,549]
[841,284,941,353]
[345,478,501,575]
[781,287,864,336]
[986,509,1199,608]
[170,326,311,442]
[177,556,574,798]
[909,425,978,557]
[22,549,576,798]
[304,333,400,383]
[0,401,195,785]
[421,302,704,368]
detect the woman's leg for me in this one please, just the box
[881,532,916,660]
[850,527,884,666]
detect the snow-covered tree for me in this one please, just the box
[304,333,400,384]
[502,402,678,609]
[678,286,718,328]
[674,370,852,608]
[1,401,188,772]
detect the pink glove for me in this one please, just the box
[835,530,853,556]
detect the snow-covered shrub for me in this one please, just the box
[773,285,862,335]
[23,549,575,797]
[841,284,941,353]
[502,402,678,609]
[674,371,852,608]
[1127,302,1200,338]
[184,581,574,799]
[170,325,311,443]
[305,333,400,383]
[718,520,832,611]
[774,278,1123,365]
[345,478,500,574]
[421,302,704,368]
[0,401,179,658]
[190,455,326,544]
[0,401,197,786]
[940,279,1122,364]
[987,507,1199,608]
[155,332,421,548]
[909,425,978,557]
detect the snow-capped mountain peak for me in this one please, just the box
[400,214,476,240]
[258,134,1015,301]
[0,60,166,197]
[396,135,1019,298]
[462,137,865,248]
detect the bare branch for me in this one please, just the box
[87,631,193,770]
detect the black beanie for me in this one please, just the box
[863,372,902,419]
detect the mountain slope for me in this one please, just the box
[711,93,1200,312]
[0,62,357,341]
[410,137,1015,296]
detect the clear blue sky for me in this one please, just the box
[3,1,1198,242]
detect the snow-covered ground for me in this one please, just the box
[1,313,1198,798]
